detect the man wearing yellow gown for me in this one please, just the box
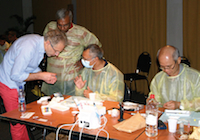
[42,8,101,95]
[74,44,124,102]
[149,45,200,111]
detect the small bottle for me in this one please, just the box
[145,94,158,137]
[18,85,26,112]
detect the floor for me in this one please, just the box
[0,81,147,140]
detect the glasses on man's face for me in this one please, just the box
[160,61,176,70]
[49,40,60,55]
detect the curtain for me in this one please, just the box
[183,0,200,71]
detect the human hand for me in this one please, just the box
[83,86,93,98]
[74,75,86,89]
[163,100,180,110]
[42,72,57,84]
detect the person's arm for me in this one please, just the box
[74,75,87,89]
[43,21,57,35]
[148,78,162,106]
[181,97,200,111]
[74,69,88,96]
[94,68,124,102]
[25,72,57,84]
[81,26,102,48]
[94,78,124,102]
[163,101,181,110]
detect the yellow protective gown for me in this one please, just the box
[75,62,125,102]
[41,22,101,95]
[149,64,200,111]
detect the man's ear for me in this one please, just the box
[177,56,181,64]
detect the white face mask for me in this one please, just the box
[81,58,95,68]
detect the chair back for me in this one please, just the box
[123,83,131,102]
[136,52,151,75]
[181,56,190,67]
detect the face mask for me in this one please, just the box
[81,58,95,68]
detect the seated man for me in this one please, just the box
[0,35,9,64]
[149,45,200,111]
[0,35,10,54]
[74,44,124,102]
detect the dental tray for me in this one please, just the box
[165,110,191,117]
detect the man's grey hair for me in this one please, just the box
[44,29,67,46]
[84,44,104,59]
[56,8,73,22]
[157,45,180,61]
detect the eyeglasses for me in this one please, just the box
[49,40,60,55]
[160,61,176,70]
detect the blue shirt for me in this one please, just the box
[0,34,45,90]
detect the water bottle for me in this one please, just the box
[18,85,26,112]
[145,94,158,137]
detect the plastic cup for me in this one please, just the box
[168,118,178,133]
[89,93,96,101]
[111,109,119,117]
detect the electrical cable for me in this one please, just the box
[55,123,74,140]
[95,116,109,140]
[79,123,87,140]
[68,119,79,140]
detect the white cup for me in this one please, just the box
[111,109,119,117]
[89,93,96,101]
[168,118,178,133]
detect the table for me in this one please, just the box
[0,95,177,140]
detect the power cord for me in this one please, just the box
[79,123,88,140]
[68,119,79,140]
[55,114,109,140]
[55,123,74,140]
[95,115,109,140]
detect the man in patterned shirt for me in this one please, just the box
[41,8,101,95]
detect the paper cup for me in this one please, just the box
[89,93,96,101]
[168,118,178,133]
[111,109,119,117]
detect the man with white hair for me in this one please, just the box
[148,45,200,111]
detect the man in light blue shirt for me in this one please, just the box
[0,29,67,140]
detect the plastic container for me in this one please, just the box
[18,85,26,112]
[145,94,158,137]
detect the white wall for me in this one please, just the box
[167,0,183,55]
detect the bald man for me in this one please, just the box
[148,45,200,111]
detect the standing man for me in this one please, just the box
[0,29,67,140]
[41,8,101,96]
[74,44,124,102]
[149,45,200,111]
